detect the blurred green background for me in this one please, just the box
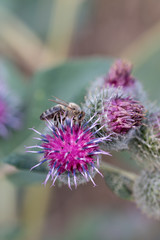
[1,0,160,240]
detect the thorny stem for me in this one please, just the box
[100,161,138,181]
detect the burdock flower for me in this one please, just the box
[90,59,146,103]
[106,97,144,134]
[83,88,145,151]
[105,60,135,88]
[133,169,160,219]
[0,78,22,138]
[26,117,110,189]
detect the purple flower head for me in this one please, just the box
[83,87,145,150]
[26,117,110,189]
[105,97,145,135]
[104,59,135,88]
[0,79,22,138]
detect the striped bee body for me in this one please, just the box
[40,97,85,126]
[40,105,64,121]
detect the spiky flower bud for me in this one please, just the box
[133,169,160,219]
[90,59,146,103]
[105,59,135,88]
[83,88,145,151]
[0,77,22,138]
[26,118,111,189]
[129,110,160,169]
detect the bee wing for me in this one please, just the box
[53,96,69,105]
[49,96,71,109]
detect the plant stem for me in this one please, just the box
[100,161,138,181]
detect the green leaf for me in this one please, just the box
[102,163,136,200]
[4,153,48,173]
[7,171,46,186]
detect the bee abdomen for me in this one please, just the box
[40,106,62,120]
[40,107,55,120]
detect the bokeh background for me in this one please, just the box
[1,1,160,240]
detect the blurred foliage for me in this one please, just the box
[134,53,160,104]
[0,60,29,159]
[123,21,160,104]
[64,210,155,240]
[0,0,54,39]
[7,171,46,186]
[0,225,21,240]
[4,153,47,173]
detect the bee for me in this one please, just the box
[40,96,85,126]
